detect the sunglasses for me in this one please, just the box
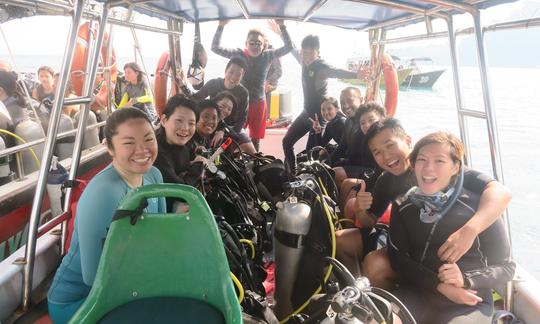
[248,41,263,46]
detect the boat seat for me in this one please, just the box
[69,184,242,324]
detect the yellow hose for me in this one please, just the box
[279,194,337,323]
[230,272,244,303]
[239,239,256,259]
[0,129,41,168]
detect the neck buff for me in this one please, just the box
[405,166,464,224]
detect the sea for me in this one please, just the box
[2,53,540,279]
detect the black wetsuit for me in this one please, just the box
[192,78,249,133]
[283,54,357,171]
[388,188,515,323]
[211,25,292,102]
[310,111,346,148]
[369,168,493,219]
[153,127,203,210]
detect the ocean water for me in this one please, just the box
[2,53,540,279]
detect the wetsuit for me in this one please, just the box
[357,168,494,254]
[328,116,376,183]
[282,49,357,172]
[192,77,249,134]
[117,81,156,121]
[34,84,54,102]
[310,111,346,148]
[211,24,292,140]
[48,164,166,323]
[153,127,203,210]
[388,189,515,323]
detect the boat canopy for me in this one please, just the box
[96,0,518,30]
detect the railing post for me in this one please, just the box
[22,0,85,311]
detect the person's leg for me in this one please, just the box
[333,167,348,189]
[282,114,310,174]
[335,228,365,277]
[433,289,493,324]
[340,178,359,210]
[362,248,398,290]
[246,100,267,151]
[48,298,86,324]
[236,131,257,155]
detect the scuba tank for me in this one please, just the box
[0,136,15,185]
[74,110,100,150]
[55,114,75,160]
[14,116,45,174]
[273,199,312,320]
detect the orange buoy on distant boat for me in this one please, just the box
[70,22,117,109]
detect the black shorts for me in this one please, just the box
[360,224,389,257]
[231,129,251,145]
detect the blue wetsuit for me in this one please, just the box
[47,164,166,323]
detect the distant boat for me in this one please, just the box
[342,55,413,88]
[397,57,446,88]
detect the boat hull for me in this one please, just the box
[341,68,413,88]
[401,69,445,88]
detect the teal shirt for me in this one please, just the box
[48,164,166,303]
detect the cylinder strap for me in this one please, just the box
[274,229,306,249]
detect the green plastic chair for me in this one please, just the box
[70,184,243,324]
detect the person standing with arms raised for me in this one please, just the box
[211,19,292,151]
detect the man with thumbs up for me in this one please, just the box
[336,118,511,290]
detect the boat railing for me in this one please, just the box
[0,121,106,180]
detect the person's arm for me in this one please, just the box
[232,89,249,133]
[191,81,212,101]
[388,204,440,290]
[266,56,283,90]
[353,173,390,227]
[439,170,512,262]
[211,21,241,59]
[78,177,124,285]
[268,21,293,59]
[135,85,153,104]
[462,218,515,289]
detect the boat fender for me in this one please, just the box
[380,54,398,117]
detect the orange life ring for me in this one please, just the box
[70,22,117,109]
[154,51,183,117]
[380,54,398,117]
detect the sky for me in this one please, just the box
[0,0,538,70]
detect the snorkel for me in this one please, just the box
[406,164,464,223]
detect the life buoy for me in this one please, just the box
[70,22,117,110]
[380,54,398,117]
[154,51,184,117]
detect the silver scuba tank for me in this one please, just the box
[55,114,74,160]
[0,136,15,185]
[74,110,100,150]
[274,199,312,320]
[14,117,45,175]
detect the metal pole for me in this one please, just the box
[22,0,85,311]
[445,16,472,166]
[61,4,111,254]
[470,9,514,312]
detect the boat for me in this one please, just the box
[343,55,413,88]
[397,57,446,88]
[1,0,540,323]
